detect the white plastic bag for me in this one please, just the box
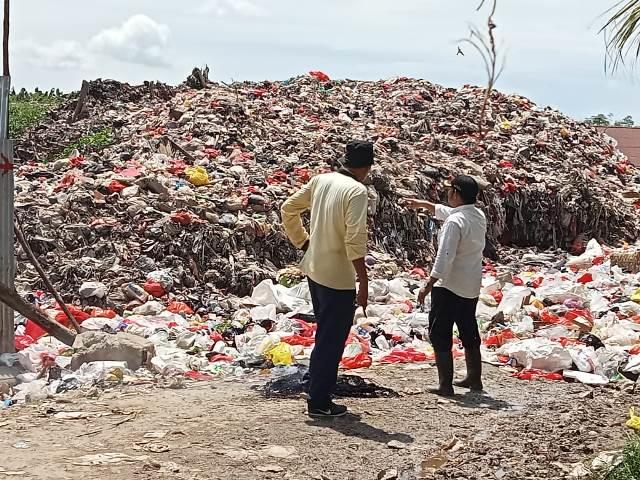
[497,285,532,317]
[498,338,573,372]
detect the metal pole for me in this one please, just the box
[0,0,12,353]
[0,75,13,353]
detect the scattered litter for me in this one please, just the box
[71,453,150,466]
[255,464,284,473]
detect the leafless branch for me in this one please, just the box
[460,0,504,141]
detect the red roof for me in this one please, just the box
[596,126,640,166]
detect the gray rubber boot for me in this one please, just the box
[454,347,484,391]
[428,350,455,397]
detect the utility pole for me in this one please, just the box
[0,0,13,353]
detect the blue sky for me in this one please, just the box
[12,0,639,122]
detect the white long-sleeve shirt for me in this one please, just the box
[431,204,486,299]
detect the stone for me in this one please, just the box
[71,332,156,371]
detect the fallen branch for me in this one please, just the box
[14,219,82,333]
[0,281,76,346]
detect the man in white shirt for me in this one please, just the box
[405,175,487,397]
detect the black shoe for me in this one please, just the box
[427,386,455,397]
[453,347,484,391]
[308,402,348,418]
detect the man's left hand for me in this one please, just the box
[418,278,433,305]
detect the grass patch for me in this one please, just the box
[62,127,115,156]
[600,435,640,480]
[9,89,62,138]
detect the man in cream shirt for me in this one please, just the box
[405,175,487,397]
[281,140,373,417]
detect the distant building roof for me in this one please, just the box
[596,126,640,166]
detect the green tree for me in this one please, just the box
[585,113,613,126]
[615,115,635,126]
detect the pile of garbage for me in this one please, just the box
[2,238,640,407]
[12,72,640,304]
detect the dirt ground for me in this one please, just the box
[0,362,636,480]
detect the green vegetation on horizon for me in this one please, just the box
[9,88,63,138]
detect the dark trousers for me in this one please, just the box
[428,287,481,352]
[305,278,356,408]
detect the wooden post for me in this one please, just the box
[0,282,75,346]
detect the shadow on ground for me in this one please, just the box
[306,413,415,445]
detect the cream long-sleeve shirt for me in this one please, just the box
[281,172,368,290]
[431,204,487,299]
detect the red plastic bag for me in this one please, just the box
[168,159,187,175]
[630,344,640,355]
[14,334,35,351]
[88,308,118,319]
[24,320,46,340]
[411,267,427,279]
[341,353,372,369]
[209,354,234,363]
[204,148,221,159]
[490,290,503,303]
[54,305,90,324]
[380,347,427,364]
[499,160,514,168]
[144,280,166,298]
[281,334,315,347]
[484,329,515,347]
[184,370,216,381]
[170,211,194,225]
[210,331,224,343]
[309,71,330,82]
[107,180,127,193]
[341,334,372,369]
[168,301,194,315]
[294,320,317,338]
[577,273,593,284]
[512,369,563,381]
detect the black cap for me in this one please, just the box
[445,175,479,204]
[342,140,374,168]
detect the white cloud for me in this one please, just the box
[198,0,267,17]
[89,14,171,67]
[17,40,88,70]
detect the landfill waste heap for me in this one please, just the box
[12,72,640,304]
[3,71,640,409]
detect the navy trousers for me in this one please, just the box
[305,278,356,409]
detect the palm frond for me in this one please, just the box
[600,0,640,73]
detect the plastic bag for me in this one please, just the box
[281,334,315,347]
[79,281,107,299]
[309,71,330,82]
[185,166,209,186]
[143,280,166,298]
[626,407,640,431]
[167,301,194,315]
[563,370,608,385]
[341,334,372,370]
[14,335,35,351]
[498,338,573,372]
[380,347,427,364]
[266,343,294,366]
[511,369,563,381]
[497,286,531,317]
